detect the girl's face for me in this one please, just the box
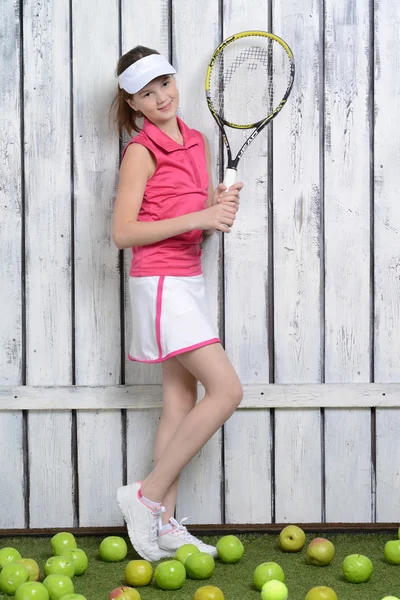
[127,75,179,123]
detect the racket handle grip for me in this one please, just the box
[223,168,237,189]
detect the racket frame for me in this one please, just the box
[205,30,295,181]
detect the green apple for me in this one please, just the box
[384,540,400,565]
[45,556,75,578]
[216,535,244,563]
[305,586,338,600]
[108,588,140,600]
[381,597,400,600]
[306,538,335,566]
[17,558,41,581]
[15,581,50,600]
[253,562,285,590]
[279,525,306,552]
[51,534,77,557]
[174,543,200,564]
[154,559,186,590]
[59,595,88,600]
[0,562,30,594]
[0,546,23,567]
[64,549,88,576]
[185,552,215,579]
[342,554,373,583]
[193,586,225,600]
[124,559,153,586]
[261,580,288,600]
[99,536,128,562]
[43,574,74,600]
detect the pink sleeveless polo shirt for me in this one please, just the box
[122,117,209,277]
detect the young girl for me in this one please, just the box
[111,45,244,562]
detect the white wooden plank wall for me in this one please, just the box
[273,0,323,524]
[0,0,400,530]
[374,0,400,522]
[0,0,25,528]
[223,0,272,524]
[72,0,123,527]
[23,0,75,530]
[324,0,373,522]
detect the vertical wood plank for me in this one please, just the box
[273,0,323,523]
[72,0,123,526]
[324,0,372,522]
[127,409,162,483]
[23,0,74,527]
[223,1,272,524]
[173,0,223,524]
[374,0,400,522]
[275,409,322,523]
[121,0,168,387]
[0,0,25,529]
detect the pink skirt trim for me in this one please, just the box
[128,338,220,364]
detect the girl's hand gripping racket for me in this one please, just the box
[205,30,295,188]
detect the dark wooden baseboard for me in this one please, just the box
[1,523,398,538]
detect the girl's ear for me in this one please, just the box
[126,98,137,111]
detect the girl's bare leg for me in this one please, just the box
[141,343,242,502]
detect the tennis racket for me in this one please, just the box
[205,30,295,188]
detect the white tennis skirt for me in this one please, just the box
[128,274,220,363]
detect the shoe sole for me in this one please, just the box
[117,485,162,562]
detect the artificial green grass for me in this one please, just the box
[0,532,399,599]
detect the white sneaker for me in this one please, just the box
[117,481,171,562]
[157,517,218,558]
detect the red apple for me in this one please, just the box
[108,587,140,600]
[307,538,335,566]
[17,559,40,581]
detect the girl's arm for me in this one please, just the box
[112,143,237,249]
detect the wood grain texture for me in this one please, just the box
[126,408,162,483]
[275,409,322,522]
[121,0,169,386]
[172,0,222,524]
[1,383,399,409]
[273,0,323,524]
[323,0,373,522]
[222,0,272,525]
[72,0,123,526]
[0,0,25,530]
[28,411,74,527]
[23,0,74,527]
[374,0,400,521]
[0,0,22,385]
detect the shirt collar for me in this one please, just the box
[142,116,198,152]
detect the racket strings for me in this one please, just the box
[209,39,292,125]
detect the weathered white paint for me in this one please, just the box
[324,0,373,522]
[126,408,162,483]
[0,0,25,529]
[325,409,372,522]
[275,409,322,523]
[0,0,400,530]
[1,383,399,409]
[222,0,272,525]
[173,0,222,524]
[72,0,123,526]
[23,0,74,528]
[77,410,123,526]
[273,0,323,523]
[28,411,75,527]
[374,0,400,522]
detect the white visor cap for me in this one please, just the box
[118,54,176,94]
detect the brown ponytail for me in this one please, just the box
[110,46,160,137]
